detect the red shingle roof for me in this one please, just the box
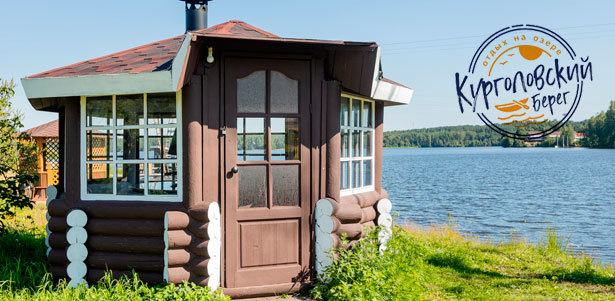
[26,21,280,79]
[23,120,58,138]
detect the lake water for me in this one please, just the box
[383,147,615,264]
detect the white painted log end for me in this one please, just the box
[377,214,393,228]
[67,243,88,263]
[315,199,334,217]
[46,186,57,205]
[45,234,50,248]
[46,247,52,257]
[207,202,220,222]
[206,202,221,292]
[68,278,88,288]
[46,212,51,222]
[376,198,393,214]
[66,227,88,245]
[67,261,87,280]
[66,210,88,227]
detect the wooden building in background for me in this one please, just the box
[20,2,413,298]
[23,120,60,201]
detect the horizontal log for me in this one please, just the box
[341,190,385,208]
[332,201,362,224]
[188,220,209,239]
[48,199,69,217]
[49,265,68,279]
[189,258,210,276]
[188,205,210,222]
[362,220,376,229]
[48,232,68,249]
[48,216,68,232]
[79,202,184,219]
[86,251,163,272]
[88,235,164,254]
[165,211,190,230]
[167,248,192,267]
[87,269,163,284]
[336,223,363,240]
[188,239,210,258]
[48,249,68,266]
[166,266,190,284]
[86,218,163,237]
[166,230,192,249]
[189,275,209,287]
[360,206,377,223]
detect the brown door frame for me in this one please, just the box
[223,57,312,288]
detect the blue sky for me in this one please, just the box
[1,0,614,131]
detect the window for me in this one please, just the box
[80,92,182,201]
[340,94,374,195]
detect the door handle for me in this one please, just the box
[231,166,239,174]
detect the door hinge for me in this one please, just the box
[220,126,227,136]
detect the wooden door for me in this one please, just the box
[224,58,311,288]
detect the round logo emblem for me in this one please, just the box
[455,25,593,140]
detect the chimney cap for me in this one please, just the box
[179,0,212,5]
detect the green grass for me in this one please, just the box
[0,203,229,300]
[4,205,615,300]
[312,224,615,300]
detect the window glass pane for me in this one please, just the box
[352,100,361,127]
[340,161,349,190]
[270,71,298,114]
[238,165,267,208]
[86,130,113,161]
[117,129,145,160]
[363,131,372,157]
[148,163,178,195]
[116,94,144,126]
[237,118,266,161]
[237,71,266,113]
[117,163,144,195]
[147,93,177,125]
[363,160,372,186]
[86,96,112,127]
[341,97,350,126]
[362,101,373,128]
[351,160,361,188]
[341,130,349,158]
[87,163,113,194]
[272,165,299,206]
[351,130,360,157]
[148,128,177,159]
[271,118,299,161]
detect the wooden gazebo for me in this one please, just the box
[24,120,60,201]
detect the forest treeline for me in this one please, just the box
[384,101,615,148]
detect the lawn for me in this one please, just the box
[2,204,614,300]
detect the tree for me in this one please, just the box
[0,79,38,233]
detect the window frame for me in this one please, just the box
[340,93,375,196]
[79,91,183,202]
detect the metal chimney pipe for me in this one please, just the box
[180,0,211,32]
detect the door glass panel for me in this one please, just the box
[362,101,372,127]
[86,130,113,161]
[351,130,360,157]
[238,165,267,208]
[271,118,299,161]
[270,71,298,114]
[341,97,350,127]
[237,118,266,161]
[86,96,112,126]
[363,160,372,186]
[117,163,145,195]
[147,128,177,159]
[340,161,349,190]
[351,160,361,188]
[237,71,266,113]
[148,163,178,195]
[147,93,177,125]
[116,129,145,160]
[272,165,299,206]
[352,100,361,127]
[86,163,113,194]
[363,131,372,157]
[116,94,144,126]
